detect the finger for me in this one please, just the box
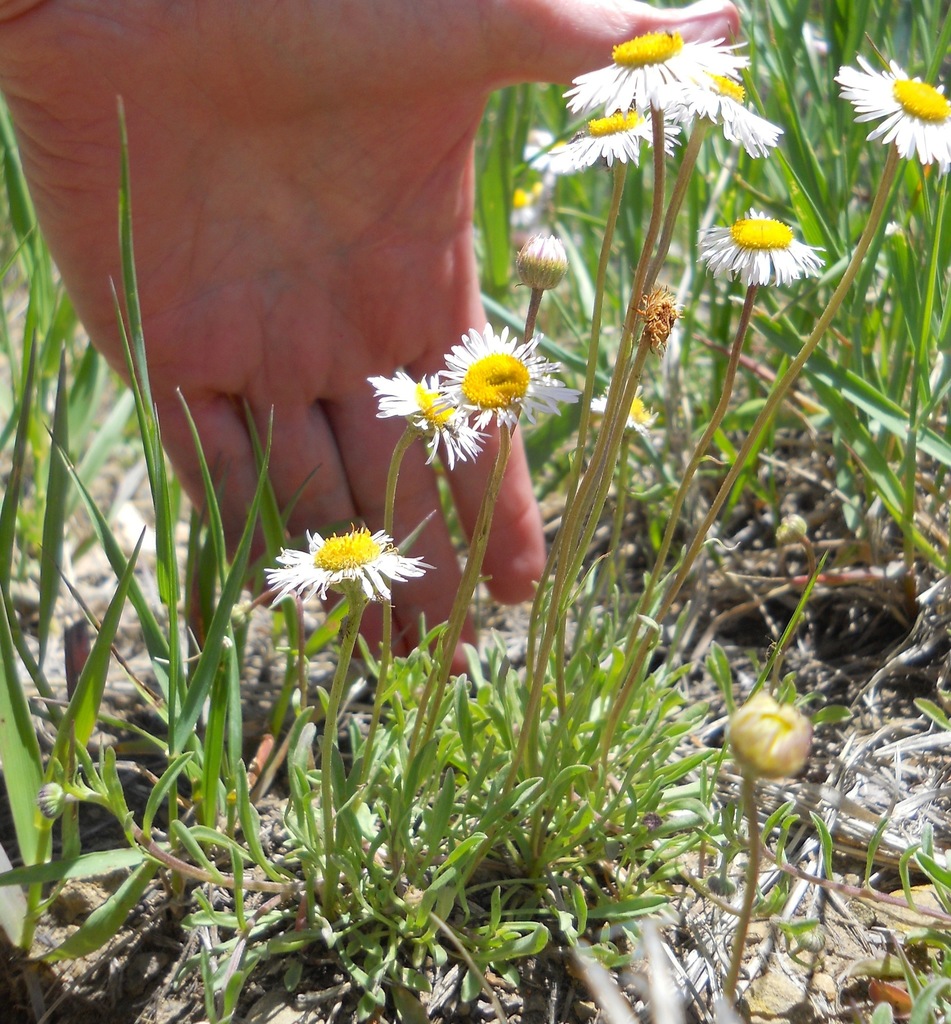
[159,391,359,549]
[492,0,741,84]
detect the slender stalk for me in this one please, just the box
[521,108,669,749]
[724,773,760,1003]
[602,147,902,762]
[600,288,758,759]
[409,424,513,758]
[605,431,632,595]
[320,588,368,919]
[646,121,709,289]
[528,164,628,680]
[567,162,628,502]
[361,426,417,783]
[653,145,901,630]
[523,287,543,344]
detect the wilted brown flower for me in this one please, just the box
[639,286,681,354]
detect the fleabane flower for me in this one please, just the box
[565,30,748,115]
[442,324,580,430]
[836,56,951,173]
[591,388,657,439]
[663,74,783,158]
[368,371,484,470]
[267,527,428,604]
[548,109,680,173]
[699,209,823,286]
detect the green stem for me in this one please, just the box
[528,163,627,685]
[523,287,543,345]
[567,162,628,503]
[321,588,368,919]
[522,108,669,742]
[361,427,417,784]
[605,431,632,595]
[600,287,758,760]
[654,145,901,630]
[646,120,709,288]
[409,424,513,759]
[724,773,760,1004]
[605,145,902,762]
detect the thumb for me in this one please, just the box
[490,0,741,86]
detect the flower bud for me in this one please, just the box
[516,234,568,291]
[776,514,808,546]
[36,782,67,820]
[729,692,812,779]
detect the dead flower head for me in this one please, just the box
[639,287,681,355]
[638,286,683,354]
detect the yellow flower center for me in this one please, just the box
[893,78,951,122]
[629,396,652,426]
[313,528,382,572]
[730,217,793,251]
[709,73,745,103]
[587,110,645,137]
[461,353,530,410]
[613,31,684,68]
[512,182,543,209]
[414,383,454,428]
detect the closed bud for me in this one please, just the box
[516,234,569,291]
[776,514,808,546]
[729,692,812,779]
[36,782,67,820]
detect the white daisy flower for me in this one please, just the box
[835,56,951,173]
[267,527,428,604]
[565,30,748,116]
[663,74,783,158]
[368,371,484,470]
[591,388,658,439]
[699,209,824,287]
[441,323,580,430]
[548,109,680,173]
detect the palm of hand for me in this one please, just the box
[0,0,738,650]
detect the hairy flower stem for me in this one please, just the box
[517,110,670,786]
[567,162,628,502]
[527,163,627,720]
[655,285,757,581]
[724,773,760,1004]
[646,120,709,288]
[554,106,675,597]
[600,286,758,760]
[604,146,901,760]
[320,588,368,920]
[523,287,543,345]
[410,424,513,759]
[654,145,901,627]
[361,427,417,784]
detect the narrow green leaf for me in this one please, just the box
[173,425,271,750]
[0,849,145,889]
[52,529,145,755]
[141,752,195,836]
[38,350,70,668]
[45,860,158,962]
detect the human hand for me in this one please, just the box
[0,0,739,655]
